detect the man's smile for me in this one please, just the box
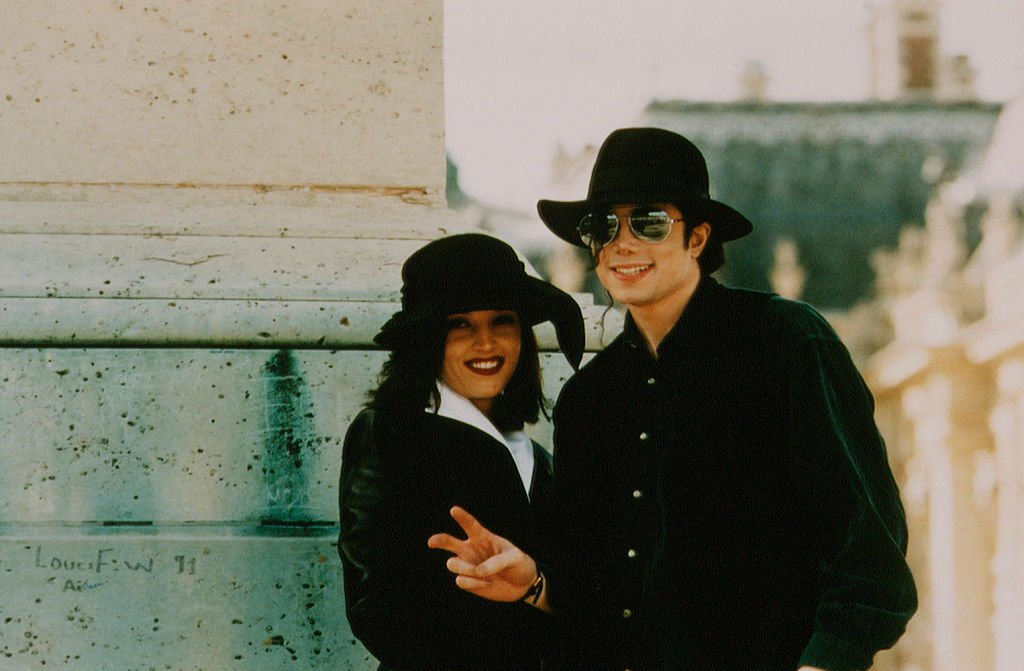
[610,262,653,279]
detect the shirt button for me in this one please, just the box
[632,489,643,499]
[622,608,633,619]
[639,432,649,441]
[647,377,655,385]
[627,549,638,558]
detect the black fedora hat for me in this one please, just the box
[537,127,753,247]
[374,233,585,370]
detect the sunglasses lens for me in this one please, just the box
[577,213,619,250]
[629,207,674,243]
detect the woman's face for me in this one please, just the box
[441,309,522,417]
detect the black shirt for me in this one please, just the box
[544,278,916,671]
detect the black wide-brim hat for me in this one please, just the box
[374,233,585,370]
[538,127,753,247]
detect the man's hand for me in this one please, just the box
[427,506,538,603]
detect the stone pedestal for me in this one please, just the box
[0,2,608,669]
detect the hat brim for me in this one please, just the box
[538,197,752,248]
[374,274,585,370]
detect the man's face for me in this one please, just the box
[594,203,706,312]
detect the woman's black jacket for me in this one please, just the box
[338,407,553,671]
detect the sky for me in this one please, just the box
[444,0,1024,211]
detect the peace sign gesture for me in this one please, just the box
[427,506,547,609]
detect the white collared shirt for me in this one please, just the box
[429,380,535,497]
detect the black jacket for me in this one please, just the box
[338,407,553,671]
[544,278,916,671]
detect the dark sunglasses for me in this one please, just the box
[577,205,683,255]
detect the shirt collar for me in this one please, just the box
[428,380,535,495]
[429,380,509,446]
[621,276,718,357]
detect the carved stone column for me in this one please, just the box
[901,355,996,671]
[0,3,491,669]
[988,359,1024,671]
[965,231,1024,671]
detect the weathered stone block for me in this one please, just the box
[0,346,582,669]
[0,529,365,669]
[0,1,443,190]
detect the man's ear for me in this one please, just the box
[687,223,711,257]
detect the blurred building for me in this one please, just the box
[863,92,1024,671]
[452,97,999,315]
[868,0,978,103]
[524,0,997,314]
[644,98,1000,310]
[451,4,1024,670]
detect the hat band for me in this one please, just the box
[589,185,710,206]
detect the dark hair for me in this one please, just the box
[677,201,725,274]
[367,314,546,433]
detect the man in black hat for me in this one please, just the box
[429,128,916,671]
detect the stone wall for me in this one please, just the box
[0,2,608,669]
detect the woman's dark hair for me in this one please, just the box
[488,327,545,431]
[367,314,546,433]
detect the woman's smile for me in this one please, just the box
[442,310,522,416]
[465,356,506,375]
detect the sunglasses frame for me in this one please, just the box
[577,205,684,255]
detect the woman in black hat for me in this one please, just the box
[337,233,584,671]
